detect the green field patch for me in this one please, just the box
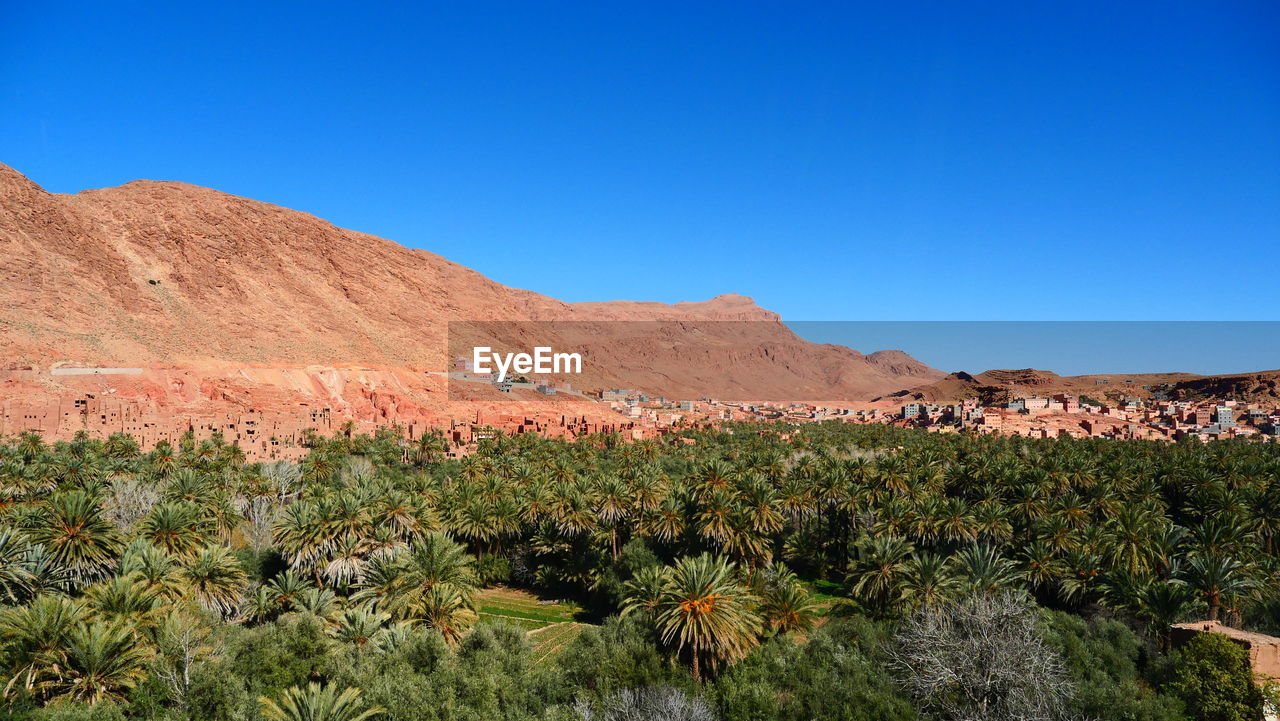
[478,606,564,626]
[478,601,578,621]
[807,578,844,601]
[476,612,547,631]
[476,587,586,625]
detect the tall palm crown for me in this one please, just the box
[260,682,384,721]
[649,554,761,680]
[28,491,124,590]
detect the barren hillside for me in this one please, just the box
[0,162,942,408]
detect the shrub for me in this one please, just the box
[890,594,1074,721]
[18,703,128,721]
[558,615,689,701]
[1039,611,1186,721]
[575,686,717,721]
[715,617,913,721]
[1160,632,1264,721]
[226,613,336,698]
[476,555,513,586]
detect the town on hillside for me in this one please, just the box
[6,359,1279,463]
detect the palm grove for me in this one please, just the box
[0,422,1276,721]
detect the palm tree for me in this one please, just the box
[323,535,371,589]
[85,576,163,629]
[330,608,390,648]
[41,621,151,705]
[295,587,342,620]
[1017,540,1066,597]
[260,682,384,721]
[356,534,478,639]
[179,545,248,617]
[620,565,668,618]
[119,540,182,600]
[409,431,448,466]
[449,499,495,557]
[375,489,432,542]
[1131,579,1199,651]
[936,498,978,543]
[1184,554,1254,622]
[0,595,89,697]
[241,584,280,624]
[1103,505,1163,576]
[294,586,343,619]
[275,501,325,578]
[269,569,313,612]
[898,552,960,611]
[638,495,686,544]
[952,544,1021,597]
[756,567,820,635]
[594,476,631,559]
[16,431,46,463]
[399,534,477,600]
[649,554,761,680]
[138,501,211,559]
[847,534,914,612]
[409,587,477,645]
[28,491,124,590]
[21,544,73,597]
[0,529,34,602]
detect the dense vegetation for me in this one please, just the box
[0,423,1277,720]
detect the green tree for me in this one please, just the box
[179,545,248,617]
[261,682,384,721]
[648,554,761,680]
[28,491,124,590]
[42,621,151,705]
[1161,632,1265,721]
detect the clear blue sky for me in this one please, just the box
[791,322,1280,376]
[3,2,1278,329]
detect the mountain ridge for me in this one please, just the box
[0,162,941,401]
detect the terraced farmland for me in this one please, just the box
[528,622,590,665]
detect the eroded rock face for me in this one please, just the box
[0,162,944,452]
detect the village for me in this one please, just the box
[4,359,1279,463]
[890,393,1280,442]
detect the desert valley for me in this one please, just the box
[5,6,1280,721]
[1,161,945,457]
[4,162,1278,462]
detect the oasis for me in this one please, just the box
[471,346,582,382]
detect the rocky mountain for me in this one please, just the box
[878,367,1280,406]
[0,162,942,406]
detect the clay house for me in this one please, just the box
[1024,397,1050,411]
[1170,621,1280,682]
